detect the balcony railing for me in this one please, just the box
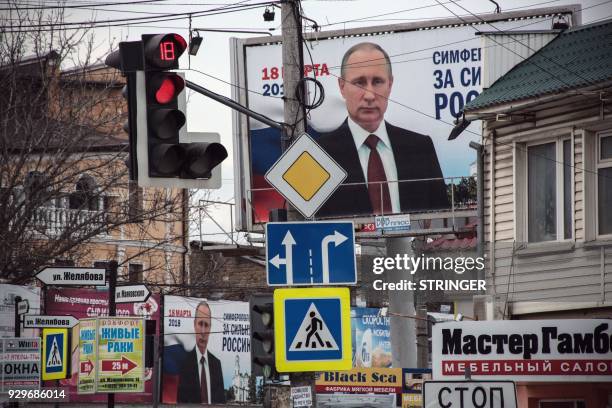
[31,206,109,237]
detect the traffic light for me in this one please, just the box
[250,295,276,379]
[105,41,143,180]
[105,34,228,189]
[141,33,228,180]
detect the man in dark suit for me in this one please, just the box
[317,42,448,217]
[177,301,225,404]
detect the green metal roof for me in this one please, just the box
[465,19,612,111]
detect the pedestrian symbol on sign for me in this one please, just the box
[46,334,63,368]
[289,303,338,351]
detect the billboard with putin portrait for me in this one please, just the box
[230,6,577,230]
[161,296,251,405]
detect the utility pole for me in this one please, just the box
[387,238,417,368]
[281,1,315,407]
[107,261,118,408]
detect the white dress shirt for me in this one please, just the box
[347,117,401,213]
[195,347,211,404]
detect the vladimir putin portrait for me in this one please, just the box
[177,301,225,404]
[316,41,448,217]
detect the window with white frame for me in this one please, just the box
[525,138,573,242]
[598,132,612,236]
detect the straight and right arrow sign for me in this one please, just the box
[266,221,356,286]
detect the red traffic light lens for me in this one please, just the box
[152,74,184,104]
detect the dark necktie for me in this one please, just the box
[200,355,208,404]
[364,134,392,215]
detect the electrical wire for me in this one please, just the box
[1,0,280,31]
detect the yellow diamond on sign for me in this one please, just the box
[282,152,330,201]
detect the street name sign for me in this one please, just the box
[265,132,347,218]
[37,267,106,286]
[17,299,29,315]
[266,221,356,286]
[24,314,78,329]
[115,285,150,303]
[42,328,69,380]
[274,287,351,372]
[423,381,517,408]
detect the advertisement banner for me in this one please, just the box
[77,319,97,394]
[352,307,392,368]
[45,288,160,402]
[234,15,559,226]
[162,296,251,405]
[315,368,402,394]
[432,320,612,382]
[0,284,40,337]
[0,337,41,392]
[96,317,145,393]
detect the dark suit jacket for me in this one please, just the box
[316,119,448,217]
[177,349,226,404]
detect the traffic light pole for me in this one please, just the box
[185,81,283,130]
[281,1,316,407]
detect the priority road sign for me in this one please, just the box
[266,221,356,286]
[265,133,347,218]
[36,267,106,286]
[42,328,69,380]
[423,381,517,408]
[24,315,78,329]
[274,287,351,372]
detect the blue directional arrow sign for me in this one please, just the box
[266,221,356,286]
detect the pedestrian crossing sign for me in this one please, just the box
[42,328,69,380]
[274,287,351,372]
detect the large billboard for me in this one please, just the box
[432,320,612,382]
[162,296,251,405]
[45,288,160,403]
[230,7,576,229]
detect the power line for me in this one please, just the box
[1,0,277,31]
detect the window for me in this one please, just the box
[69,175,98,211]
[93,261,109,270]
[526,139,572,242]
[128,180,143,221]
[598,133,612,236]
[128,263,143,283]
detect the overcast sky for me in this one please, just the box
[11,0,611,244]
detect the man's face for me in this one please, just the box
[339,48,393,133]
[194,304,211,354]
